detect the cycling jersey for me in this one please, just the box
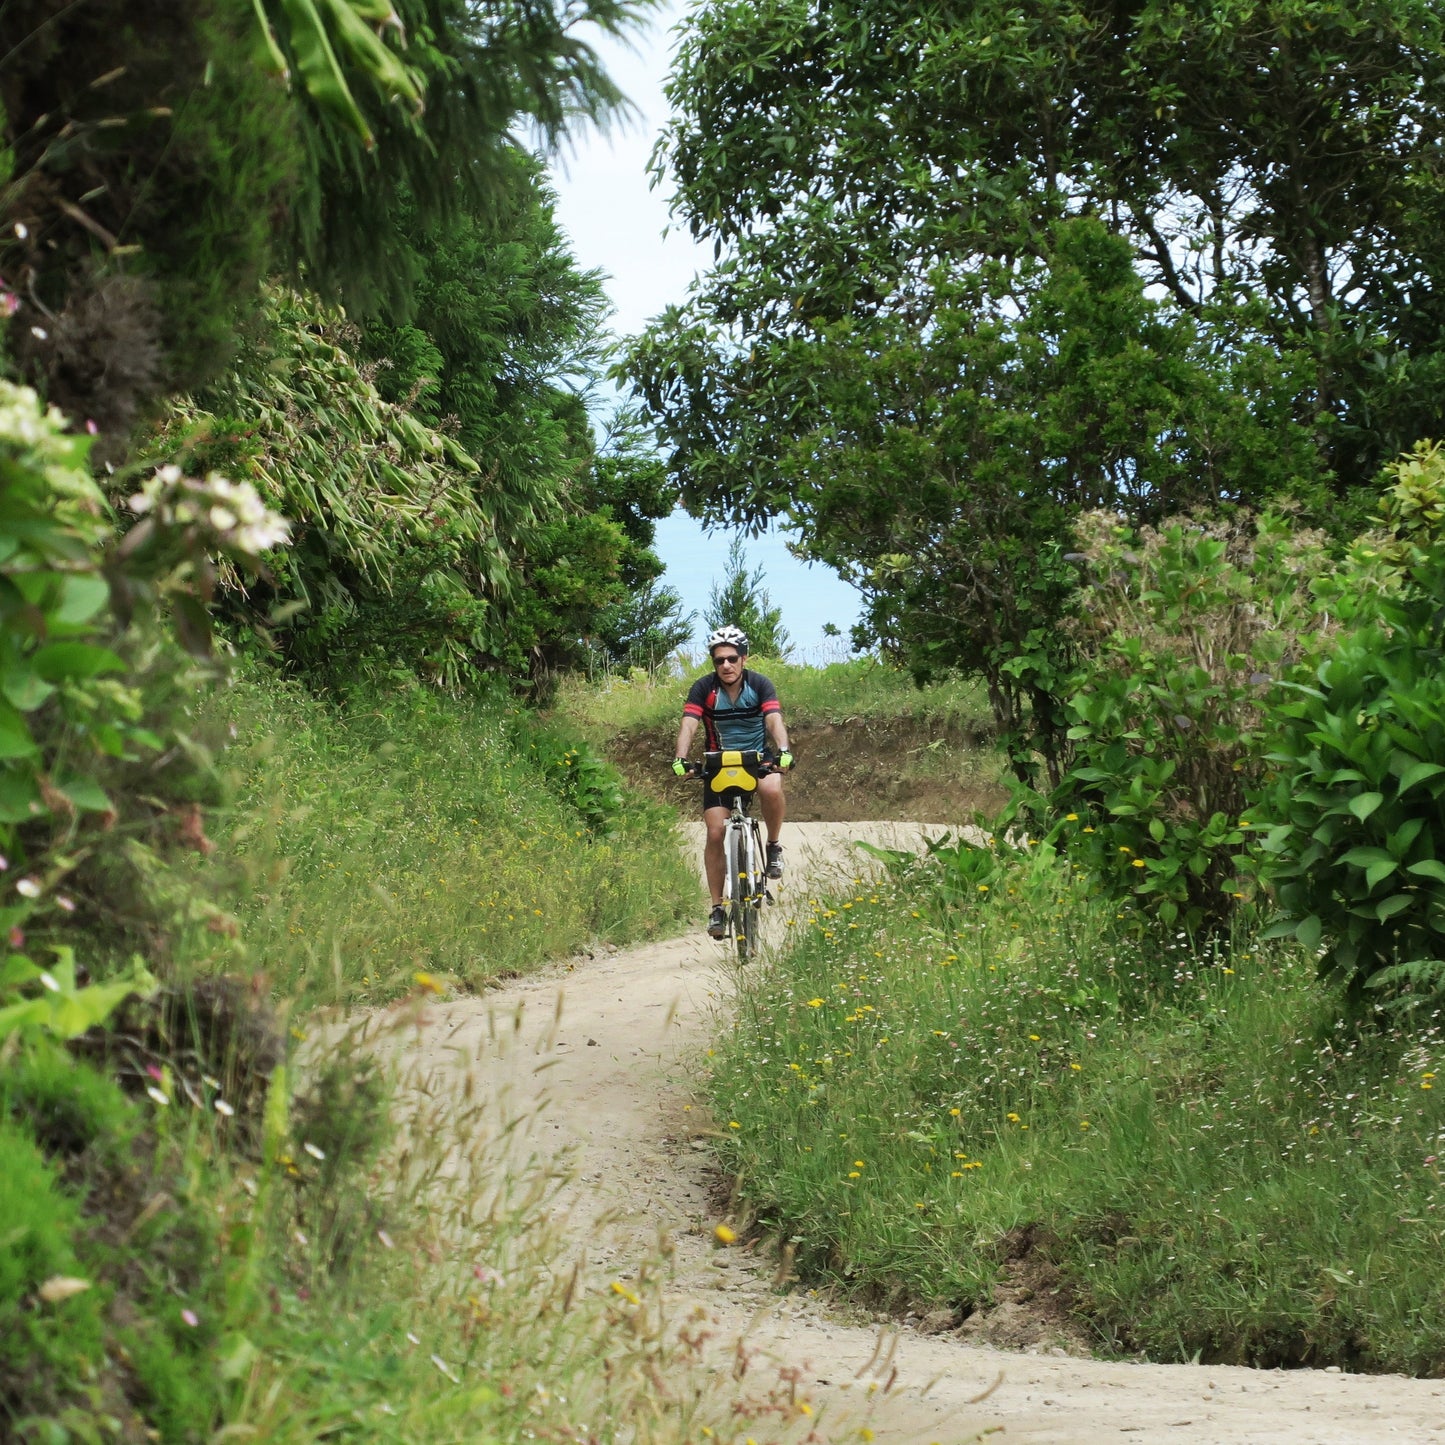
[682,669,781,753]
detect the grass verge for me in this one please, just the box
[210,674,696,1008]
[710,837,1445,1373]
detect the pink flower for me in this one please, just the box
[145,1065,164,1083]
[8,927,22,949]
[180,1308,199,1327]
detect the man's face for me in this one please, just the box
[711,647,745,678]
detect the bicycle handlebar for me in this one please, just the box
[675,750,789,780]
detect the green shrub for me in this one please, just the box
[529,734,628,834]
[1041,508,1326,932]
[1257,442,1445,1005]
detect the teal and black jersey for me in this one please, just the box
[682,669,781,753]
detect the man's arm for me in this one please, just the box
[764,709,789,754]
[674,714,700,758]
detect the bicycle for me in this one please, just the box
[683,749,780,959]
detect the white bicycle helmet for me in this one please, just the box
[706,624,749,655]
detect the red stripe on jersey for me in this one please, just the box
[760,699,781,713]
[683,703,704,718]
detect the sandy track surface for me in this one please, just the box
[404,822,1445,1443]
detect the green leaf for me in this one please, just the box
[1408,859,1445,884]
[51,575,110,629]
[0,703,37,760]
[47,978,138,1040]
[0,995,48,1040]
[275,0,375,146]
[1297,914,1323,952]
[1,667,54,712]
[1376,893,1414,922]
[1339,846,1395,869]
[1364,858,1399,889]
[31,643,125,682]
[0,954,41,989]
[1399,760,1445,795]
[56,777,113,814]
[1347,792,1384,822]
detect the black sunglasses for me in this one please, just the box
[713,654,742,666]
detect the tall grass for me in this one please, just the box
[710,843,1445,1372]
[207,675,696,1007]
[558,655,993,737]
[2,1016,819,1442]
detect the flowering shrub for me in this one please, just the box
[1041,508,1327,932]
[0,382,287,1034]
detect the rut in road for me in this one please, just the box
[400,821,1445,1444]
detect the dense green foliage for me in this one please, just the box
[713,843,1445,1372]
[1037,509,1326,932]
[1258,443,1445,1003]
[0,0,641,438]
[157,164,677,691]
[628,0,1445,750]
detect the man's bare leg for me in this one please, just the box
[758,772,786,846]
[704,807,728,904]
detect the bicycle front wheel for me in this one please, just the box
[736,821,763,959]
[724,823,746,952]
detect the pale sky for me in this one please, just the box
[548,4,863,662]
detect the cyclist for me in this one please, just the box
[672,625,794,938]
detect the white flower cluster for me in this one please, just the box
[130,466,291,556]
[0,380,82,459]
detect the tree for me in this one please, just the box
[632,216,1320,776]
[0,0,642,443]
[705,537,791,660]
[625,0,1445,770]
[589,578,696,671]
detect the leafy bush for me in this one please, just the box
[531,737,627,834]
[0,383,287,1037]
[1257,443,1445,1004]
[1041,508,1326,932]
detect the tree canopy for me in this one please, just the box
[625,0,1445,763]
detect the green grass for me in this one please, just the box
[710,841,1445,1373]
[558,654,993,737]
[208,675,697,1008]
[1,1029,803,1443]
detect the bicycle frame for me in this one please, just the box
[695,749,775,959]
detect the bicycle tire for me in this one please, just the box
[725,822,747,953]
[737,820,764,958]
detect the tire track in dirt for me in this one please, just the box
[404,822,1445,1443]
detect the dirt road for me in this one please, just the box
[407,822,1445,1443]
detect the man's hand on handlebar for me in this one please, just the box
[777,750,794,771]
[673,757,699,779]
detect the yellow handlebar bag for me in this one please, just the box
[709,749,758,793]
